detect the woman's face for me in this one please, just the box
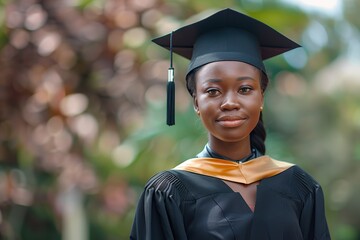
[193,61,264,145]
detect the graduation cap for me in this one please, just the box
[152,8,301,126]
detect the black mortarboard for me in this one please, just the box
[152,8,300,126]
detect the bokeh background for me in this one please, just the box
[0,0,359,239]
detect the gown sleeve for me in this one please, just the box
[130,171,189,240]
[297,170,331,240]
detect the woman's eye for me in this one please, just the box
[239,86,252,94]
[206,88,219,96]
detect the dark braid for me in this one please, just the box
[251,72,268,155]
[186,68,269,154]
[250,113,266,154]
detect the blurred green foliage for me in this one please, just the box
[0,0,359,239]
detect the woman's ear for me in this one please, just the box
[193,95,200,115]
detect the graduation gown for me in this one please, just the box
[130,155,330,240]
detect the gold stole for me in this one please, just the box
[173,156,294,184]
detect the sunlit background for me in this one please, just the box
[0,0,359,239]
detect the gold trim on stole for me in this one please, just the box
[173,156,294,184]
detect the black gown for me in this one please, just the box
[130,148,330,240]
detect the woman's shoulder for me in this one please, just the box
[144,169,225,200]
[283,164,321,189]
[143,170,196,201]
[267,159,323,200]
[267,157,319,184]
[145,170,184,191]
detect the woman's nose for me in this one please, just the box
[220,92,240,111]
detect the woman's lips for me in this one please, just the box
[216,116,246,128]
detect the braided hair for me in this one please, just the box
[186,67,269,155]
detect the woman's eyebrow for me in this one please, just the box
[237,76,256,81]
[204,78,221,83]
[203,76,256,83]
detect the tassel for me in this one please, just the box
[167,69,175,125]
[167,32,175,126]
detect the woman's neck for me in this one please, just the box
[208,137,252,161]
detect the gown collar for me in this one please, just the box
[175,144,294,184]
[196,143,262,163]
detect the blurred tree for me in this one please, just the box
[0,0,359,239]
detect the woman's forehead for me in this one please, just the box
[197,61,261,77]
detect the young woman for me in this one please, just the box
[130,8,330,240]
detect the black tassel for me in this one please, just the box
[167,32,175,126]
[167,68,175,125]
